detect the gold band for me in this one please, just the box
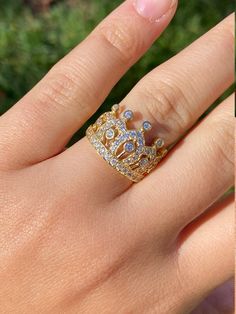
[86,104,167,182]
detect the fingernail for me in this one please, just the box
[134,0,176,22]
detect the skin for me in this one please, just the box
[0,0,234,313]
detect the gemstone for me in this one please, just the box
[105,128,115,140]
[116,120,123,126]
[116,164,123,171]
[124,141,135,153]
[94,142,100,149]
[130,131,137,138]
[99,147,105,155]
[106,121,113,128]
[112,104,119,112]
[156,138,164,148]
[137,146,143,153]
[146,147,152,154]
[143,121,152,131]
[140,158,149,167]
[104,152,111,161]
[123,110,133,120]
[96,117,103,126]
[97,130,103,138]
[110,159,117,166]
[104,112,112,118]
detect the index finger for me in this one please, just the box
[0,0,178,169]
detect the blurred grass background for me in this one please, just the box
[0,0,234,140]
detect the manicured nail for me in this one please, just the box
[134,0,176,22]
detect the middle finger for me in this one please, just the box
[59,14,234,199]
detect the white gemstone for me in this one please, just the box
[116,164,124,172]
[140,158,149,167]
[104,152,110,161]
[96,117,103,126]
[143,121,152,131]
[99,147,105,155]
[130,131,136,138]
[123,110,133,120]
[112,104,119,112]
[156,138,164,148]
[124,141,135,153]
[110,159,117,166]
[105,128,115,139]
[94,142,100,149]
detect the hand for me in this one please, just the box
[0,0,234,313]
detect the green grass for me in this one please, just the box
[0,0,234,141]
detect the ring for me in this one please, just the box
[86,104,168,182]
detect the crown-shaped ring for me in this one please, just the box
[86,104,168,182]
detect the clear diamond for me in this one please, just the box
[99,147,105,155]
[140,158,149,167]
[123,110,133,120]
[124,141,135,153]
[110,159,117,166]
[143,121,152,131]
[138,138,143,145]
[112,104,119,112]
[97,130,103,138]
[96,117,103,126]
[156,138,164,148]
[105,128,115,140]
[137,146,143,154]
[94,142,100,149]
[130,131,137,138]
[116,164,125,172]
[104,152,110,161]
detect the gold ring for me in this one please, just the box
[86,104,168,182]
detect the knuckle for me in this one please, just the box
[37,66,96,119]
[98,18,144,63]
[140,78,192,134]
[41,72,74,108]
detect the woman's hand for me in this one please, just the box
[0,0,234,313]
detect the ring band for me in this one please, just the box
[86,104,168,182]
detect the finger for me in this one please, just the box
[129,94,234,236]
[60,14,234,198]
[122,13,234,145]
[176,195,234,313]
[0,0,178,169]
[191,279,234,314]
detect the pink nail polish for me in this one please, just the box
[134,0,176,22]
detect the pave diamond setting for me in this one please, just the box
[86,104,167,182]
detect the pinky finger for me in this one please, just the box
[176,194,234,313]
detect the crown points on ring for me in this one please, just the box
[123,110,134,121]
[112,104,120,113]
[86,105,167,182]
[155,138,165,148]
[142,121,152,132]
